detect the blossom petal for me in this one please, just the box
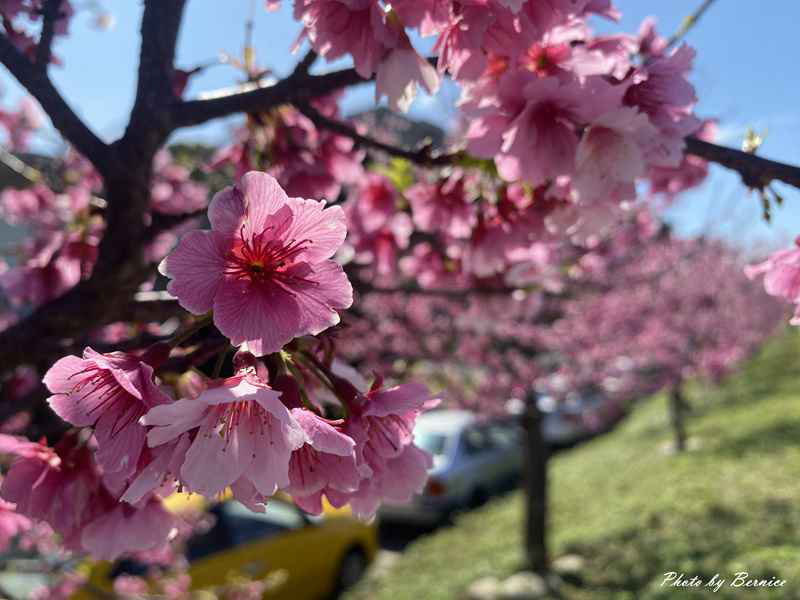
[143,399,208,447]
[160,230,228,315]
[213,279,302,357]
[363,383,435,417]
[285,198,347,262]
[245,426,293,495]
[180,417,254,496]
[44,356,98,427]
[293,261,353,335]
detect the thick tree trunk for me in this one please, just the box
[669,383,687,452]
[522,393,549,573]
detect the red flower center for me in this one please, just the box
[224,225,316,290]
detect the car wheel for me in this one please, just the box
[335,548,368,593]
[468,487,489,509]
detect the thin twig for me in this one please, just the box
[665,0,719,50]
[296,101,462,167]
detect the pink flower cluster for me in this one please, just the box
[211,97,364,202]
[0,432,176,560]
[0,170,440,561]
[0,184,101,308]
[746,237,800,325]
[0,0,74,59]
[150,150,210,216]
[138,364,436,519]
[0,96,41,151]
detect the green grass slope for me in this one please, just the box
[346,329,800,600]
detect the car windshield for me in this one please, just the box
[415,431,448,456]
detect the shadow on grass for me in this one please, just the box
[709,419,800,458]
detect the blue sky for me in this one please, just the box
[1,1,798,251]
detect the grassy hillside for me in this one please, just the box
[346,329,800,600]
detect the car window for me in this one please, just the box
[462,427,493,455]
[222,500,306,546]
[486,424,518,448]
[415,431,449,456]
[185,500,306,561]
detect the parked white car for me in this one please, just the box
[378,410,522,525]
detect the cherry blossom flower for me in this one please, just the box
[288,408,366,515]
[160,171,352,356]
[141,373,305,500]
[376,35,440,113]
[0,433,176,559]
[150,150,209,215]
[573,107,659,198]
[746,238,800,325]
[81,496,176,560]
[407,174,476,239]
[344,380,438,477]
[623,44,699,166]
[43,347,171,481]
[296,0,396,78]
[328,442,432,520]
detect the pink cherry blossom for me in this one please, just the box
[466,74,622,184]
[391,0,452,37]
[81,496,176,561]
[344,380,438,468]
[160,171,353,356]
[376,35,440,113]
[0,433,176,559]
[287,408,366,515]
[150,150,209,215]
[623,44,699,166]
[746,238,800,324]
[296,0,396,78]
[44,347,171,481]
[329,442,432,520]
[141,374,305,500]
[0,219,101,309]
[407,173,477,239]
[573,107,659,199]
[432,8,491,80]
[345,175,413,276]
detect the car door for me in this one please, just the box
[486,422,523,486]
[186,499,331,600]
[456,425,502,500]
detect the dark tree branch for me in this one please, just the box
[0,32,111,173]
[292,49,318,77]
[170,66,369,128]
[297,101,462,167]
[93,1,187,280]
[35,0,63,70]
[120,292,181,323]
[125,0,187,141]
[146,209,206,241]
[685,136,800,190]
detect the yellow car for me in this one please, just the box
[73,493,378,599]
